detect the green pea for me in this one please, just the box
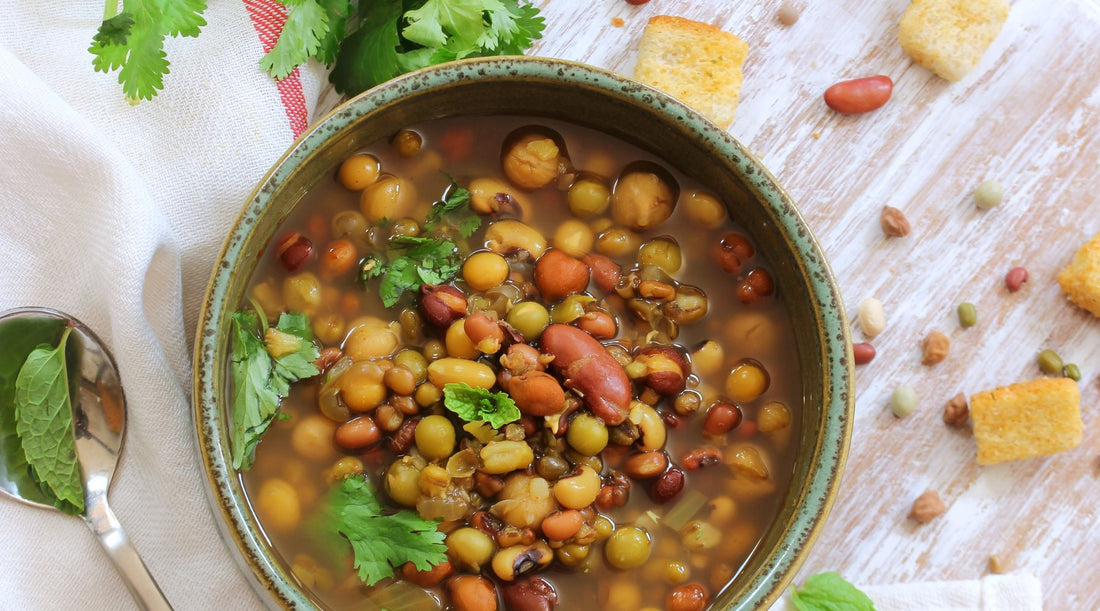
[957,302,977,328]
[566,413,609,456]
[974,179,1003,210]
[890,386,917,418]
[1063,363,1082,381]
[506,301,550,341]
[1037,349,1063,375]
[414,415,455,461]
[604,526,651,569]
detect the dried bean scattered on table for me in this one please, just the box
[921,330,950,366]
[1063,363,1082,381]
[908,490,946,523]
[880,206,911,237]
[852,342,876,365]
[957,302,977,328]
[1005,266,1028,292]
[824,76,894,114]
[943,393,969,427]
[1037,349,1064,375]
[858,297,886,337]
[777,1,800,25]
[974,179,1003,210]
[890,386,917,418]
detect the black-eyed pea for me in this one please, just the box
[629,402,667,451]
[553,466,601,509]
[491,542,553,581]
[485,220,548,258]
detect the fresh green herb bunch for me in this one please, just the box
[89,0,545,102]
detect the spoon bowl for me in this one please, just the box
[0,307,172,611]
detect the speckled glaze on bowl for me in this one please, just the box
[194,56,853,610]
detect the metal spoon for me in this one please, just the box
[0,307,172,611]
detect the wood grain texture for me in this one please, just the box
[525,0,1100,608]
[316,1,1100,606]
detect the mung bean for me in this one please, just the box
[957,302,977,328]
[1037,349,1063,375]
[1063,363,1082,381]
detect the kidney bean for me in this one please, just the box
[576,310,617,339]
[448,575,499,611]
[823,75,893,114]
[852,342,876,365]
[582,253,622,293]
[1005,266,1028,292]
[650,465,685,503]
[666,582,709,611]
[276,231,313,271]
[420,284,467,328]
[634,346,689,396]
[540,324,631,425]
[681,446,723,470]
[464,313,505,354]
[534,249,590,301]
[540,510,583,541]
[501,577,558,611]
[702,402,742,436]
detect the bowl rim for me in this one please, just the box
[193,55,854,610]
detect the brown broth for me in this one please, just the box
[237,115,801,610]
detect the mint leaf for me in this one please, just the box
[326,476,447,586]
[442,382,519,429]
[791,572,875,611]
[230,310,319,471]
[14,328,84,514]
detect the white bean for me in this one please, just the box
[857,297,886,337]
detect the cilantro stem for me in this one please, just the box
[102,0,119,21]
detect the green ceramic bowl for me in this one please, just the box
[194,56,853,610]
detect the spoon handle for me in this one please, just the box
[84,493,174,611]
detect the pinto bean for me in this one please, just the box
[534,249,591,301]
[539,324,631,425]
[508,371,566,416]
[634,346,689,396]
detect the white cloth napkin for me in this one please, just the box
[0,1,324,609]
[771,573,1043,611]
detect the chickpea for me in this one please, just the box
[330,210,368,241]
[282,271,321,314]
[506,301,550,341]
[568,177,611,218]
[611,167,677,231]
[758,400,792,433]
[462,251,510,291]
[684,190,727,228]
[360,175,416,222]
[415,382,443,407]
[553,466,601,509]
[290,414,337,460]
[312,312,346,346]
[393,349,428,383]
[725,359,770,403]
[502,132,563,190]
[566,414,609,456]
[337,153,380,191]
[445,319,480,360]
[604,525,651,569]
[344,323,397,360]
[595,226,641,258]
[255,479,301,533]
[338,360,387,412]
[393,129,422,157]
[638,237,682,275]
[553,219,596,257]
[415,415,456,461]
[447,527,495,572]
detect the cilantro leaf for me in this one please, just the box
[442,382,520,429]
[88,0,208,102]
[230,310,319,471]
[326,476,447,586]
[14,328,84,515]
[423,185,481,238]
[377,237,460,307]
[260,0,351,79]
[790,572,875,611]
[329,0,404,96]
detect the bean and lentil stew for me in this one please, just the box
[235,116,801,611]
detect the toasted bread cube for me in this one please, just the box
[898,0,1010,81]
[970,378,1082,465]
[1057,231,1100,317]
[633,16,748,128]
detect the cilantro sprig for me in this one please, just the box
[89,0,544,101]
[230,309,320,471]
[442,382,520,429]
[790,572,875,611]
[319,476,448,586]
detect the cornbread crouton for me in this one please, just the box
[633,16,748,128]
[1057,231,1100,317]
[970,378,1082,465]
[898,0,1010,81]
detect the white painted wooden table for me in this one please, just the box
[511,0,1100,607]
